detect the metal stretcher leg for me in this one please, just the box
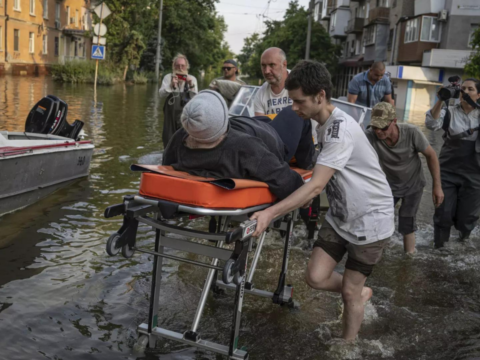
[146,222,164,348]
[272,214,297,308]
[245,231,266,290]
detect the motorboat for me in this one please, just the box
[0,95,94,216]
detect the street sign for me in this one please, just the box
[93,23,107,36]
[94,3,111,19]
[91,45,106,60]
[93,36,107,45]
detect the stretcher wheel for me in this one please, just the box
[106,233,121,256]
[222,259,235,284]
[122,244,135,258]
[233,271,243,286]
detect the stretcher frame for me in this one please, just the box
[104,193,300,360]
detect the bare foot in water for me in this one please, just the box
[361,287,373,304]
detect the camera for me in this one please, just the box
[176,73,187,82]
[438,75,462,101]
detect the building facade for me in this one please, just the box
[315,0,480,112]
[0,0,92,75]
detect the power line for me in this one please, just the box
[219,1,285,10]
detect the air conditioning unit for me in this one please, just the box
[438,9,448,22]
[55,20,61,30]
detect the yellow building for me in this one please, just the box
[0,0,92,75]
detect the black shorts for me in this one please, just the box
[313,221,389,277]
[394,189,423,235]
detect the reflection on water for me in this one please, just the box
[0,76,479,360]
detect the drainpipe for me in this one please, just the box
[390,16,408,65]
[4,0,7,63]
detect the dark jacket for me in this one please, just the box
[162,127,304,200]
[254,106,316,169]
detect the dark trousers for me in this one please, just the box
[433,170,480,247]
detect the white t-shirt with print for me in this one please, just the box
[253,82,293,115]
[316,107,394,245]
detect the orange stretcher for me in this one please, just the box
[104,165,313,360]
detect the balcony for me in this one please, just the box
[345,17,365,33]
[321,0,334,19]
[367,7,390,24]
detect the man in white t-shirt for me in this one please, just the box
[251,60,394,341]
[253,47,293,116]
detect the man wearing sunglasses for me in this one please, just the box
[209,60,245,106]
[365,102,444,254]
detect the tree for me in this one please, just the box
[465,27,480,78]
[237,1,341,79]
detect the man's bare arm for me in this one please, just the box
[347,93,357,104]
[251,164,336,236]
[383,93,395,106]
[421,145,444,207]
[254,112,266,116]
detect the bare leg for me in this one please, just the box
[341,269,370,341]
[403,232,416,254]
[306,247,343,293]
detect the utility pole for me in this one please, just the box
[155,0,164,82]
[305,0,314,60]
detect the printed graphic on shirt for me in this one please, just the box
[325,120,344,143]
[265,97,293,115]
[326,174,348,222]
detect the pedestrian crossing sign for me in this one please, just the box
[91,45,106,60]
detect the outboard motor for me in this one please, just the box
[25,95,85,140]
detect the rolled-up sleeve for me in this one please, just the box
[159,74,174,99]
[425,108,446,131]
[348,77,360,95]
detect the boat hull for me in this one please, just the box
[0,146,93,216]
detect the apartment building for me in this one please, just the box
[0,0,92,75]
[315,0,480,114]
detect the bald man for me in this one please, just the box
[254,47,293,116]
[347,62,394,108]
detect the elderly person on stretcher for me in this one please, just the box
[162,90,316,199]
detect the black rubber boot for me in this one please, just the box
[434,226,451,248]
[459,231,472,242]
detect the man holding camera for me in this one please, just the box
[366,102,443,254]
[425,78,480,248]
[159,54,198,147]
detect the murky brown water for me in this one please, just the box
[0,75,480,360]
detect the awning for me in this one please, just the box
[341,55,364,67]
[413,80,442,86]
[63,29,86,37]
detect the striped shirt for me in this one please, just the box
[348,70,392,108]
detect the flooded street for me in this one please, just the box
[1,76,480,360]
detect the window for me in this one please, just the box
[14,29,19,51]
[13,0,20,11]
[420,16,441,42]
[377,0,388,7]
[392,0,397,8]
[66,6,70,25]
[55,3,60,20]
[30,0,35,15]
[29,32,35,53]
[387,29,394,50]
[54,37,59,56]
[404,18,419,43]
[43,35,47,54]
[75,10,79,27]
[364,25,376,45]
[468,25,479,48]
[43,0,48,18]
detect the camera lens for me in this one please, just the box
[438,87,453,101]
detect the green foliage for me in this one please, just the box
[465,27,480,78]
[51,60,122,84]
[139,0,232,76]
[133,72,148,84]
[238,1,341,79]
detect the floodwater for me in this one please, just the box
[0,75,479,360]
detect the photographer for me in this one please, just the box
[159,54,198,147]
[425,78,480,248]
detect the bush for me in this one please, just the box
[51,60,122,84]
[133,72,148,84]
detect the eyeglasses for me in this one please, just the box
[222,67,235,71]
[372,122,392,131]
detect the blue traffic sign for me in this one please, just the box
[91,45,106,60]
